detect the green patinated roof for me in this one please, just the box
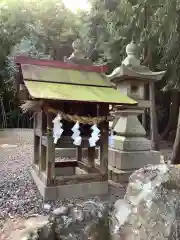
[24,80,137,105]
[19,62,137,105]
[21,64,111,87]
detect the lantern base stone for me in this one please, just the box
[109,148,160,169]
[108,148,160,182]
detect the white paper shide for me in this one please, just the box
[52,114,64,144]
[71,121,82,146]
[89,124,100,147]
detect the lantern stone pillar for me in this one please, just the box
[108,107,160,182]
[108,41,166,182]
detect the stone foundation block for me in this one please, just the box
[109,148,160,170]
[30,167,108,201]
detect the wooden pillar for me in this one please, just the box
[38,111,46,173]
[149,81,159,150]
[34,135,40,165]
[88,147,95,168]
[33,116,39,165]
[76,146,82,162]
[46,112,55,185]
[40,110,46,172]
[99,104,109,176]
[142,109,146,130]
[142,83,148,130]
[40,144,46,172]
[99,121,109,175]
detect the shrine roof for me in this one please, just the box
[15,56,137,105]
[24,80,136,104]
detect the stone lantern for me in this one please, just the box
[107,41,166,182]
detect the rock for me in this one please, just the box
[5,199,112,240]
[43,204,51,211]
[114,199,131,226]
[24,216,49,229]
[9,216,49,240]
[52,206,68,216]
[72,207,84,222]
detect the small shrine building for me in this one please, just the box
[15,40,136,200]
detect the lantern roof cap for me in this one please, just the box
[108,41,166,83]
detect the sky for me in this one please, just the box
[62,0,90,13]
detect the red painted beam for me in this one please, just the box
[14,56,108,73]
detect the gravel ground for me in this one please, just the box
[0,130,44,228]
[0,129,126,233]
[0,129,172,237]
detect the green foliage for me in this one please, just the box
[0,0,31,96]
[0,0,179,89]
[0,0,32,59]
[161,7,180,91]
[0,0,79,128]
[0,0,79,77]
[78,0,180,74]
[25,0,78,59]
[1,0,180,128]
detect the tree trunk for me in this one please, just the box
[149,81,159,150]
[172,106,180,164]
[161,92,179,139]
